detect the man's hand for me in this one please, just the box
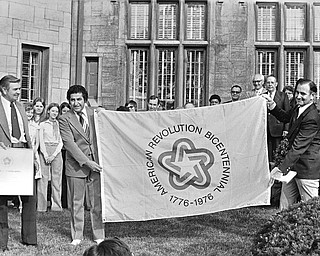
[261,94,276,110]
[268,167,283,187]
[0,142,7,149]
[84,160,102,173]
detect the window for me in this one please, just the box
[157,49,176,109]
[185,49,205,106]
[21,45,48,102]
[314,5,320,41]
[128,1,207,109]
[85,57,99,100]
[314,51,320,98]
[158,4,177,40]
[255,3,320,90]
[186,3,206,40]
[285,3,306,42]
[256,49,277,76]
[256,3,277,41]
[130,3,150,39]
[285,50,305,87]
[129,49,148,110]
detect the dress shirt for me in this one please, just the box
[39,119,63,158]
[0,95,26,143]
[297,102,313,118]
[76,108,89,131]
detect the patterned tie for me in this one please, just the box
[10,102,21,139]
[78,112,90,137]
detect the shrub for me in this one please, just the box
[252,197,320,256]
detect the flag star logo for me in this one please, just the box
[158,138,214,190]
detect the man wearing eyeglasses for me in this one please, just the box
[224,84,242,103]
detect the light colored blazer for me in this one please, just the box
[58,106,99,178]
[0,98,31,148]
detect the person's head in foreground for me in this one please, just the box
[83,237,133,256]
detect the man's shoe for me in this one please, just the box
[94,239,104,245]
[70,239,81,246]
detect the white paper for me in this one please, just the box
[0,148,34,195]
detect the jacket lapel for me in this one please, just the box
[287,104,315,139]
[0,98,11,141]
[69,110,90,143]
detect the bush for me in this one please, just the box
[252,197,320,256]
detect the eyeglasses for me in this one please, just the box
[128,106,134,109]
[231,91,241,94]
[253,80,263,83]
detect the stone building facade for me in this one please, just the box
[1,0,320,110]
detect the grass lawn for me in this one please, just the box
[3,205,278,256]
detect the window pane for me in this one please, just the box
[158,4,177,40]
[285,50,304,87]
[186,3,206,40]
[129,49,148,110]
[314,51,320,98]
[315,5,320,41]
[285,4,305,41]
[157,49,176,110]
[86,58,98,99]
[257,4,276,41]
[21,49,40,102]
[130,3,149,39]
[257,50,276,76]
[185,50,205,107]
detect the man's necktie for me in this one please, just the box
[10,102,21,139]
[78,112,90,137]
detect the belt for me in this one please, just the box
[10,142,28,148]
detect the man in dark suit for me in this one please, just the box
[263,79,320,210]
[265,75,290,162]
[0,75,37,251]
[59,85,105,246]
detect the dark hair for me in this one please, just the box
[0,75,20,92]
[67,85,88,102]
[295,78,317,94]
[148,95,159,102]
[59,102,71,114]
[116,106,129,111]
[231,84,242,93]
[209,94,221,103]
[126,100,137,107]
[24,102,33,112]
[45,102,60,120]
[32,97,46,109]
[83,237,132,256]
[283,85,294,93]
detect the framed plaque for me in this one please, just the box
[0,148,34,195]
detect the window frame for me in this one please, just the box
[255,48,278,77]
[255,2,279,42]
[128,1,151,40]
[184,1,207,41]
[284,2,307,42]
[156,2,179,41]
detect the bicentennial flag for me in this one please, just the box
[96,97,270,222]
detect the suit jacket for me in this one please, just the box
[0,98,31,148]
[58,107,99,178]
[268,90,290,137]
[271,103,320,179]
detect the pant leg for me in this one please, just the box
[87,172,105,240]
[50,152,63,211]
[296,178,319,202]
[37,152,50,212]
[67,176,86,240]
[280,178,300,210]
[20,180,37,245]
[0,196,8,250]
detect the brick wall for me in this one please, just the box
[0,0,72,104]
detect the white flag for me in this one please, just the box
[96,97,270,222]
